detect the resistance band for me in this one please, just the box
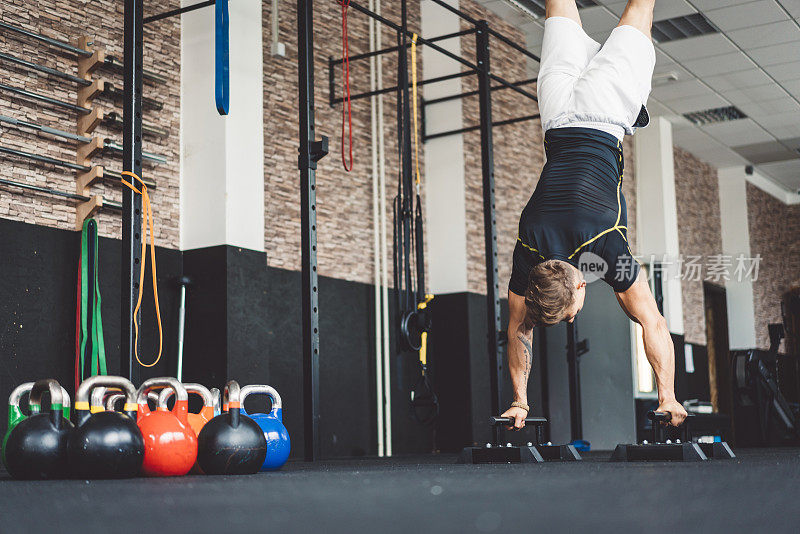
[339,0,353,171]
[120,171,164,368]
[215,0,230,115]
[74,218,107,391]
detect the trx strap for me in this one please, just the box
[214,0,230,115]
[120,171,164,368]
[392,32,438,424]
[339,0,353,171]
[74,218,107,391]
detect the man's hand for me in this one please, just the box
[656,398,688,427]
[500,406,529,431]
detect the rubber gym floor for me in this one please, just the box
[0,448,797,534]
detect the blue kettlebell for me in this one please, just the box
[240,385,290,470]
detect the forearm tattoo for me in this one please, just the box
[518,334,533,381]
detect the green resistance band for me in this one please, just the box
[78,218,107,379]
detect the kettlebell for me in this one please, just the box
[158,383,215,436]
[136,377,197,477]
[241,384,291,470]
[67,376,144,479]
[4,379,74,479]
[197,380,266,475]
[3,382,70,466]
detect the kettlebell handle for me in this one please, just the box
[76,376,139,424]
[21,382,71,412]
[210,387,221,416]
[29,379,65,428]
[8,382,34,408]
[158,383,214,408]
[106,390,158,411]
[137,377,189,425]
[223,380,242,428]
[240,384,283,411]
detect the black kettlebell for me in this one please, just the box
[4,379,74,479]
[197,380,267,475]
[67,375,145,479]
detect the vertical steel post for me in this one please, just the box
[566,322,582,440]
[298,0,326,461]
[123,0,144,385]
[476,20,503,444]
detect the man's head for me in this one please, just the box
[523,259,586,328]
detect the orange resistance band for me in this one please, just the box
[340,0,353,172]
[120,171,163,368]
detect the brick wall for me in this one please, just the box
[263,1,420,285]
[747,183,800,349]
[0,2,181,248]
[674,147,722,345]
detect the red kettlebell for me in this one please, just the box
[136,377,197,477]
[158,383,216,437]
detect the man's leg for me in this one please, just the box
[545,0,581,26]
[617,0,655,39]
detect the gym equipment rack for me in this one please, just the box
[298,0,541,459]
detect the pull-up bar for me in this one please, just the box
[424,77,537,107]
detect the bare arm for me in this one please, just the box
[503,290,533,429]
[615,272,687,425]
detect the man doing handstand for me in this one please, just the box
[502,0,688,430]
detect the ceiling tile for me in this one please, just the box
[612,0,697,20]
[577,6,619,35]
[659,33,738,61]
[721,84,790,105]
[703,69,775,91]
[665,92,729,113]
[781,79,800,96]
[659,33,737,61]
[726,21,800,50]
[703,1,788,32]
[766,124,800,140]
[651,79,712,100]
[689,0,756,10]
[748,42,800,67]
[781,0,800,19]
[682,52,756,77]
[701,118,775,146]
[762,62,800,82]
[753,112,800,129]
[757,160,800,191]
[738,97,800,116]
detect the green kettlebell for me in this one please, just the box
[3,382,70,466]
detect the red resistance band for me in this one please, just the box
[340,0,353,172]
